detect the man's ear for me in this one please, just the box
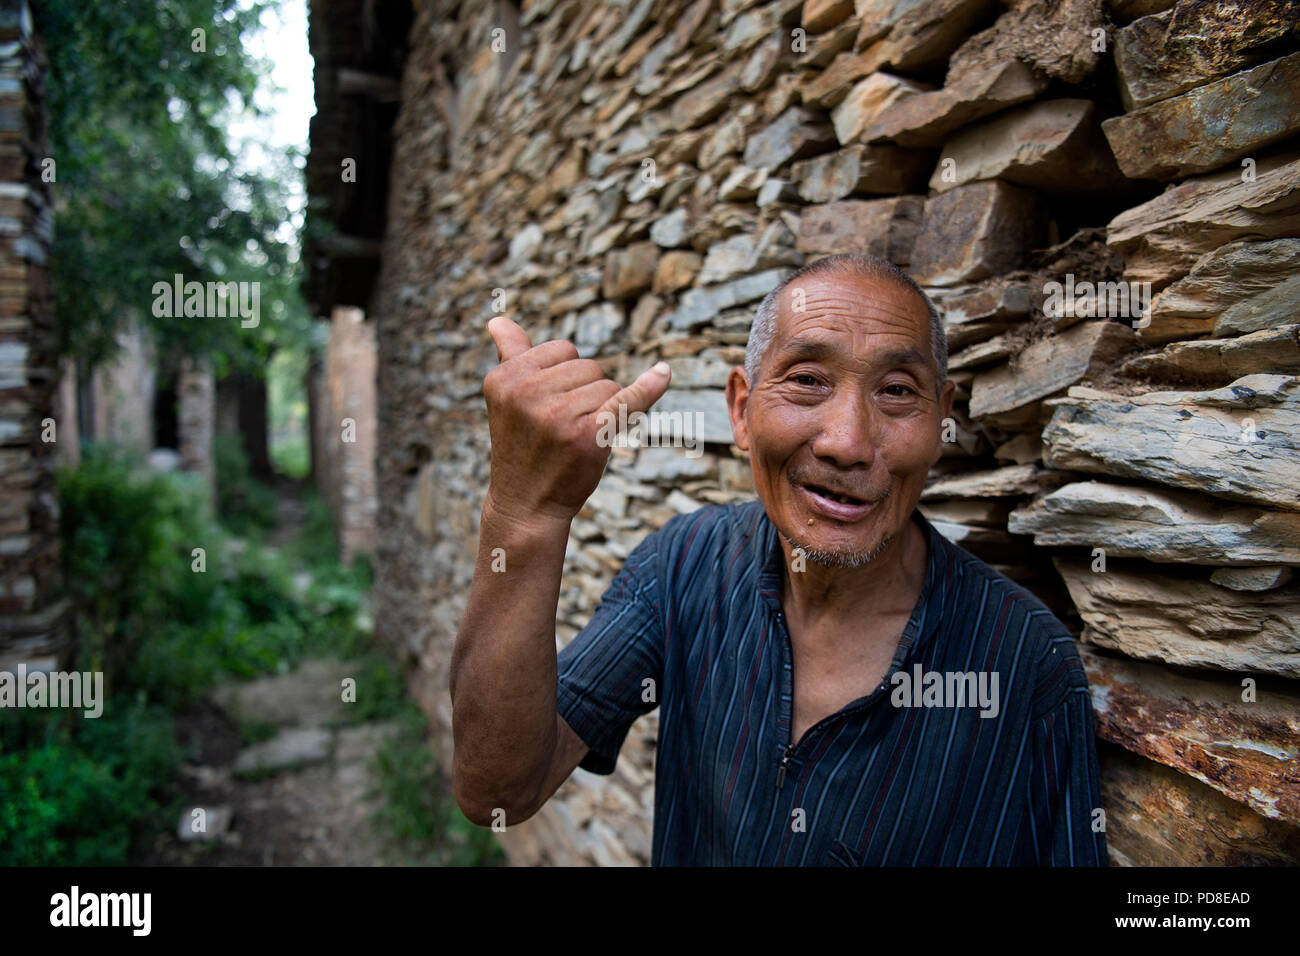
[726,366,751,451]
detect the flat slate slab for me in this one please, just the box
[1114,0,1300,110]
[1042,374,1300,511]
[1009,480,1300,565]
[1106,154,1300,290]
[234,728,333,776]
[211,658,355,729]
[1103,53,1300,181]
[1081,646,1300,826]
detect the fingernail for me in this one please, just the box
[652,361,670,376]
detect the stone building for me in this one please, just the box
[305,0,1300,865]
[300,0,408,562]
[0,0,66,673]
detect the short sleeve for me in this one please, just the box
[556,525,666,775]
[1020,639,1109,866]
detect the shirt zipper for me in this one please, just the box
[771,608,896,791]
[776,743,795,790]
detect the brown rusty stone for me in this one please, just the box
[1081,646,1300,826]
[1114,0,1300,110]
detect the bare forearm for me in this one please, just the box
[450,493,571,821]
[451,316,670,825]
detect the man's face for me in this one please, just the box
[726,271,955,568]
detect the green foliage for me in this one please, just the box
[214,434,280,537]
[334,652,406,726]
[57,445,219,689]
[0,702,180,866]
[59,446,370,706]
[38,0,315,371]
[290,490,339,569]
[9,450,395,865]
[368,706,505,867]
[237,719,278,747]
[270,434,310,480]
[268,346,311,479]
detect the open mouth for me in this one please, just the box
[804,484,867,506]
[798,482,881,520]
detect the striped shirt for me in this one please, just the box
[556,499,1107,866]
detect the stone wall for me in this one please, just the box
[74,326,218,503]
[367,0,1300,865]
[178,356,215,505]
[0,0,67,672]
[311,306,377,564]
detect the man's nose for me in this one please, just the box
[810,389,877,468]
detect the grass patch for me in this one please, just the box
[0,703,180,866]
[333,651,407,727]
[214,434,279,539]
[368,705,504,867]
[238,719,279,747]
[270,434,309,481]
[0,445,387,864]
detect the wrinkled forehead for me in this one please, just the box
[773,271,932,357]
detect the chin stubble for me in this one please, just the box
[788,529,898,569]
[785,478,897,568]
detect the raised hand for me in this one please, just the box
[483,315,671,525]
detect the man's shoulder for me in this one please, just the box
[651,498,767,555]
[938,530,1069,634]
[623,499,768,593]
[928,521,1089,705]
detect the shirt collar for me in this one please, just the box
[750,501,952,655]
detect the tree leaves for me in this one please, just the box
[38,0,313,369]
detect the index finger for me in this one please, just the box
[488,315,533,362]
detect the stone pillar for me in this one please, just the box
[322,306,376,563]
[0,0,68,671]
[53,356,78,467]
[87,320,154,451]
[177,355,215,506]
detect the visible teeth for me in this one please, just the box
[807,484,867,506]
[820,488,857,505]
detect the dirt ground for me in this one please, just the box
[132,659,403,866]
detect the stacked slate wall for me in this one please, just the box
[0,0,68,674]
[367,0,1300,865]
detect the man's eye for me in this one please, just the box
[792,374,820,387]
[884,384,915,396]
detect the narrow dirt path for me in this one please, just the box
[133,483,406,866]
[136,661,400,866]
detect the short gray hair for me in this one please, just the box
[744,254,947,398]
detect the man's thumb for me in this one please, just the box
[600,361,671,418]
[488,315,533,362]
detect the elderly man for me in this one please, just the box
[451,253,1107,866]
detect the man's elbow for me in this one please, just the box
[452,767,543,829]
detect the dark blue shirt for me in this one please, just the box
[556,500,1107,866]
